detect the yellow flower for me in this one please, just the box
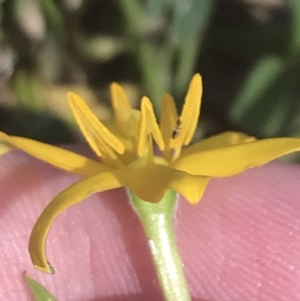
[1,74,300,274]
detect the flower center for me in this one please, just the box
[127,155,168,170]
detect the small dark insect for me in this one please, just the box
[172,119,182,139]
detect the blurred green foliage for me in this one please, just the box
[25,274,58,301]
[0,0,299,161]
[229,0,300,138]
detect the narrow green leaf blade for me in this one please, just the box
[229,56,285,123]
[290,0,300,58]
[172,0,214,44]
[25,275,58,301]
[145,0,166,18]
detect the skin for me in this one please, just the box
[0,149,300,301]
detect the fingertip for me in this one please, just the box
[177,162,300,301]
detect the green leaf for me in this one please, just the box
[145,0,166,18]
[171,0,215,98]
[25,275,58,301]
[38,0,65,42]
[229,56,298,137]
[289,0,300,59]
[14,70,43,110]
[258,82,291,136]
[229,56,285,123]
[171,0,214,44]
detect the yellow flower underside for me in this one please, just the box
[0,142,11,156]
[2,74,300,273]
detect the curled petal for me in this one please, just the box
[0,132,105,176]
[173,137,300,177]
[180,131,256,157]
[127,164,210,204]
[29,170,125,273]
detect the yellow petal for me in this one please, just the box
[173,137,300,177]
[171,74,202,149]
[0,142,11,156]
[180,131,256,157]
[110,83,135,137]
[68,93,125,158]
[160,93,178,147]
[137,96,165,156]
[29,170,125,273]
[0,132,106,176]
[127,164,210,204]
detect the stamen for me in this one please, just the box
[68,93,125,159]
[170,74,202,149]
[110,83,134,138]
[137,96,165,157]
[147,134,155,164]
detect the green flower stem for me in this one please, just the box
[128,189,192,301]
